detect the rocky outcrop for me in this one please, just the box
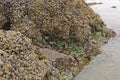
[27,0,106,42]
[0,0,112,80]
[0,0,110,45]
[26,0,110,57]
[0,30,83,79]
[0,30,49,79]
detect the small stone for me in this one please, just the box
[111,6,116,8]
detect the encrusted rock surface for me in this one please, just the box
[0,30,80,80]
[0,30,49,79]
[27,0,105,42]
[0,2,5,28]
[0,0,110,45]
[0,0,112,80]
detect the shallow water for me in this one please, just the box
[75,0,120,80]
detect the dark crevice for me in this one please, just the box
[2,1,13,30]
[2,22,11,30]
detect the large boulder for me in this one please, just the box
[27,0,105,42]
[0,30,49,79]
[26,0,110,56]
[0,30,80,80]
[0,0,110,45]
[0,0,43,45]
[0,0,111,64]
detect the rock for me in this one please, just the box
[88,2,103,6]
[0,0,107,44]
[0,3,6,28]
[0,0,43,45]
[109,29,116,37]
[111,6,116,8]
[0,30,80,80]
[0,60,3,65]
[0,30,49,79]
[27,0,105,43]
[40,48,74,61]
[0,0,111,79]
[0,14,5,29]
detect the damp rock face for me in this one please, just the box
[0,2,6,29]
[26,0,110,57]
[28,0,105,42]
[0,0,110,45]
[27,0,111,55]
[0,30,78,80]
[0,0,43,44]
[0,14,5,29]
[0,30,49,79]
